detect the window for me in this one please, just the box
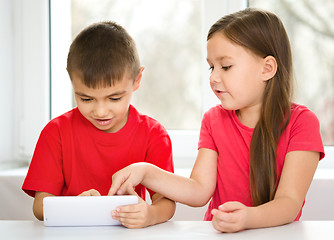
[248,0,334,167]
[3,0,331,170]
[51,0,247,168]
[71,0,202,130]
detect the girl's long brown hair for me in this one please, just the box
[208,8,293,206]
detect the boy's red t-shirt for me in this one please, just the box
[199,103,324,221]
[22,105,174,199]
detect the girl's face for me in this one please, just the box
[207,33,268,115]
[72,70,142,133]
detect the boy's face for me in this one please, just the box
[72,69,142,133]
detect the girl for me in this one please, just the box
[109,8,324,232]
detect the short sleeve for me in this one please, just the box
[22,121,65,197]
[287,107,325,160]
[198,110,218,152]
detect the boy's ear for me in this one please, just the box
[133,67,144,91]
[262,55,277,81]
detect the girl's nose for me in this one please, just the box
[209,70,221,83]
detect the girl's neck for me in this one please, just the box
[235,107,261,129]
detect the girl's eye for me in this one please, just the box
[222,65,232,71]
[208,66,214,72]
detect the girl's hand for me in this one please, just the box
[78,189,101,196]
[108,163,147,196]
[111,186,152,228]
[211,201,249,233]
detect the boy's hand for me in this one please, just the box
[78,189,101,196]
[111,186,152,228]
[211,201,249,233]
[108,163,147,196]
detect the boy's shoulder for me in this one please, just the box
[43,108,80,131]
[49,108,78,124]
[130,105,168,134]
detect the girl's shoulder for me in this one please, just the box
[201,105,236,130]
[204,104,231,117]
[290,103,319,124]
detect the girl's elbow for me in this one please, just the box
[188,198,210,207]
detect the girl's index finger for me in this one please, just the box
[108,180,121,196]
[108,174,129,196]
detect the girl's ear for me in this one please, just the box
[133,66,144,91]
[262,56,277,81]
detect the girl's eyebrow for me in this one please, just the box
[216,56,233,61]
[206,56,233,62]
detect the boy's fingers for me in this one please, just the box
[79,189,101,196]
[89,189,101,196]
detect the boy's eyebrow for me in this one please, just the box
[106,91,127,97]
[75,91,126,98]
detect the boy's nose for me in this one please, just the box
[94,104,109,118]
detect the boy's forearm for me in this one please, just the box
[148,194,176,226]
[33,192,55,221]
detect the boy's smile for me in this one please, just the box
[71,71,141,133]
[95,118,113,126]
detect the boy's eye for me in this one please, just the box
[222,65,232,71]
[80,98,92,102]
[110,97,121,102]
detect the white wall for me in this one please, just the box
[0,0,50,167]
[0,0,15,164]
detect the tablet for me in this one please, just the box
[43,195,138,227]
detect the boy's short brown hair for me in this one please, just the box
[67,21,140,88]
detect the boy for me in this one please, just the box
[22,21,175,228]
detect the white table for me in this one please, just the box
[1,167,334,221]
[0,220,333,240]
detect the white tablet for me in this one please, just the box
[43,195,138,227]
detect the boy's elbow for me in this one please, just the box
[32,199,44,221]
[33,206,44,221]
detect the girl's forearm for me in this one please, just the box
[246,197,301,229]
[141,163,211,207]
